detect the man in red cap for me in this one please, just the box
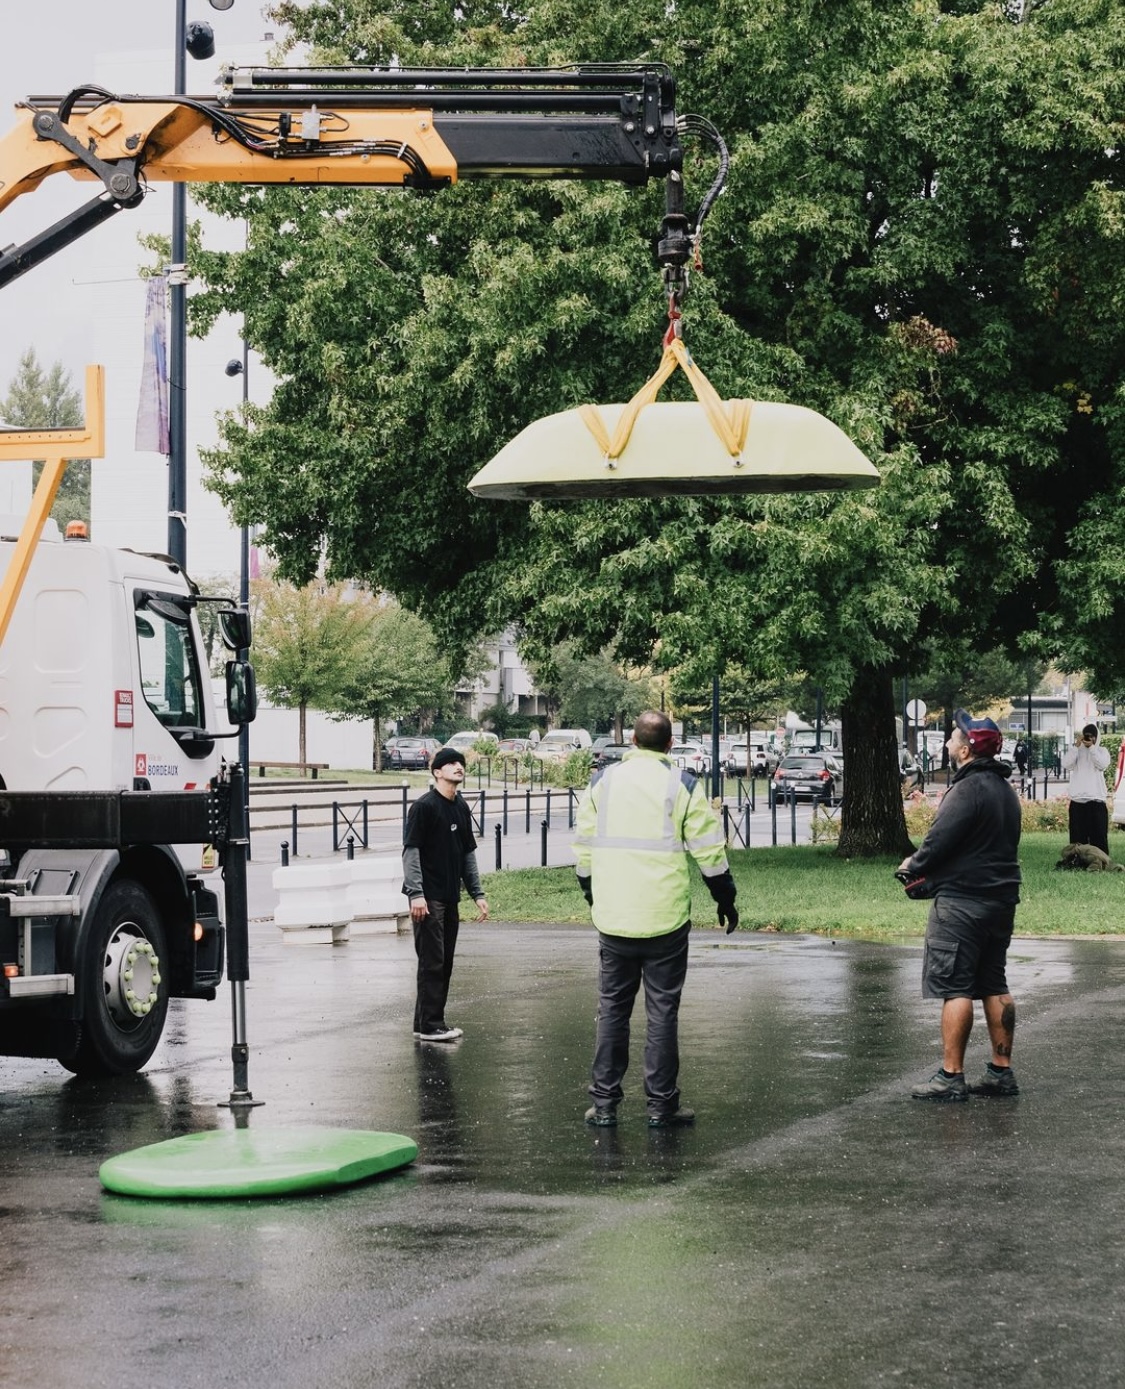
[897,709,1021,1101]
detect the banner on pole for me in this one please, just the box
[135,275,170,455]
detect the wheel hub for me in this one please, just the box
[103,928,162,1025]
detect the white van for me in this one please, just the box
[535,728,592,761]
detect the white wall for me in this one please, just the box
[245,707,375,771]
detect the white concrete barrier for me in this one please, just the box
[271,861,352,945]
[346,854,410,935]
[272,853,410,942]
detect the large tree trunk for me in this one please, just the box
[837,664,915,858]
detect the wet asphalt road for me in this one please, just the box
[2,917,1125,1388]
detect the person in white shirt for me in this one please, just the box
[1061,723,1111,854]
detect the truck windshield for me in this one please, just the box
[135,592,205,731]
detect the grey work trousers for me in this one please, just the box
[589,922,691,1117]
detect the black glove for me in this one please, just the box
[706,870,738,932]
[577,874,593,907]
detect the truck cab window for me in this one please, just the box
[134,593,205,732]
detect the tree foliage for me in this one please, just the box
[334,599,453,767]
[250,578,377,763]
[191,0,1125,855]
[526,643,656,733]
[1,349,90,529]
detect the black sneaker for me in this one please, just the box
[969,1066,1019,1097]
[585,1105,618,1127]
[648,1107,695,1128]
[911,1070,969,1102]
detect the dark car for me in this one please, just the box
[593,743,630,770]
[388,737,440,770]
[772,752,843,804]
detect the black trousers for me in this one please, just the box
[412,900,459,1033]
[589,922,691,1117]
[1069,799,1109,855]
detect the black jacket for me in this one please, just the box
[905,757,1021,903]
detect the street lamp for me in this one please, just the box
[169,0,237,568]
[224,343,251,847]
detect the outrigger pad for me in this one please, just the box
[99,1125,418,1199]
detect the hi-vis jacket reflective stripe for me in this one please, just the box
[573,746,729,938]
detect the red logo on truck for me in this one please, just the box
[135,753,147,778]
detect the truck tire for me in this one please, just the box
[59,880,169,1077]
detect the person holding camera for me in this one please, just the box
[1061,723,1110,855]
[897,709,1022,1101]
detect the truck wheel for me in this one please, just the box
[59,880,169,1077]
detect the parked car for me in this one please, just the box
[535,728,593,761]
[387,736,441,770]
[496,737,533,758]
[591,734,618,754]
[725,741,749,776]
[444,730,500,755]
[669,741,711,776]
[748,742,779,775]
[593,742,630,770]
[772,752,844,803]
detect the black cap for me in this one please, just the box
[431,748,466,772]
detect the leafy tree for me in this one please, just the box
[526,643,655,735]
[1,349,90,529]
[190,0,1125,858]
[333,600,453,768]
[250,578,376,765]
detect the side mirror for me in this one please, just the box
[219,608,252,653]
[226,660,258,726]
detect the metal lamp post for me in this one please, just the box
[224,344,251,852]
[169,0,236,568]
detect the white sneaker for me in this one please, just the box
[415,1024,463,1042]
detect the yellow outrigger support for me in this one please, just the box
[0,364,104,645]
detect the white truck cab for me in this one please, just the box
[0,519,251,1075]
[0,520,221,800]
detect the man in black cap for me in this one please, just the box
[897,709,1022,1101]
[402,747,488,1042]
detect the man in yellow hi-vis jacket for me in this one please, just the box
[574,710,738,1128]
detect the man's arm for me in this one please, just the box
[573,782,597,905]
[682,782,739,932]
[903,781,974,877]
[461,849,489,921]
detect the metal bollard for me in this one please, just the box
[789,787,798,845]
[743,800,751,845]
[541,819,548,867]
[525,789,531,834]
[495,821,502,871]
[280,840,289,867]
[346,834,355,861]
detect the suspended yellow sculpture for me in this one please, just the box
[467,334,880,501]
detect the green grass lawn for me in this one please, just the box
[484,832,1125,938]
